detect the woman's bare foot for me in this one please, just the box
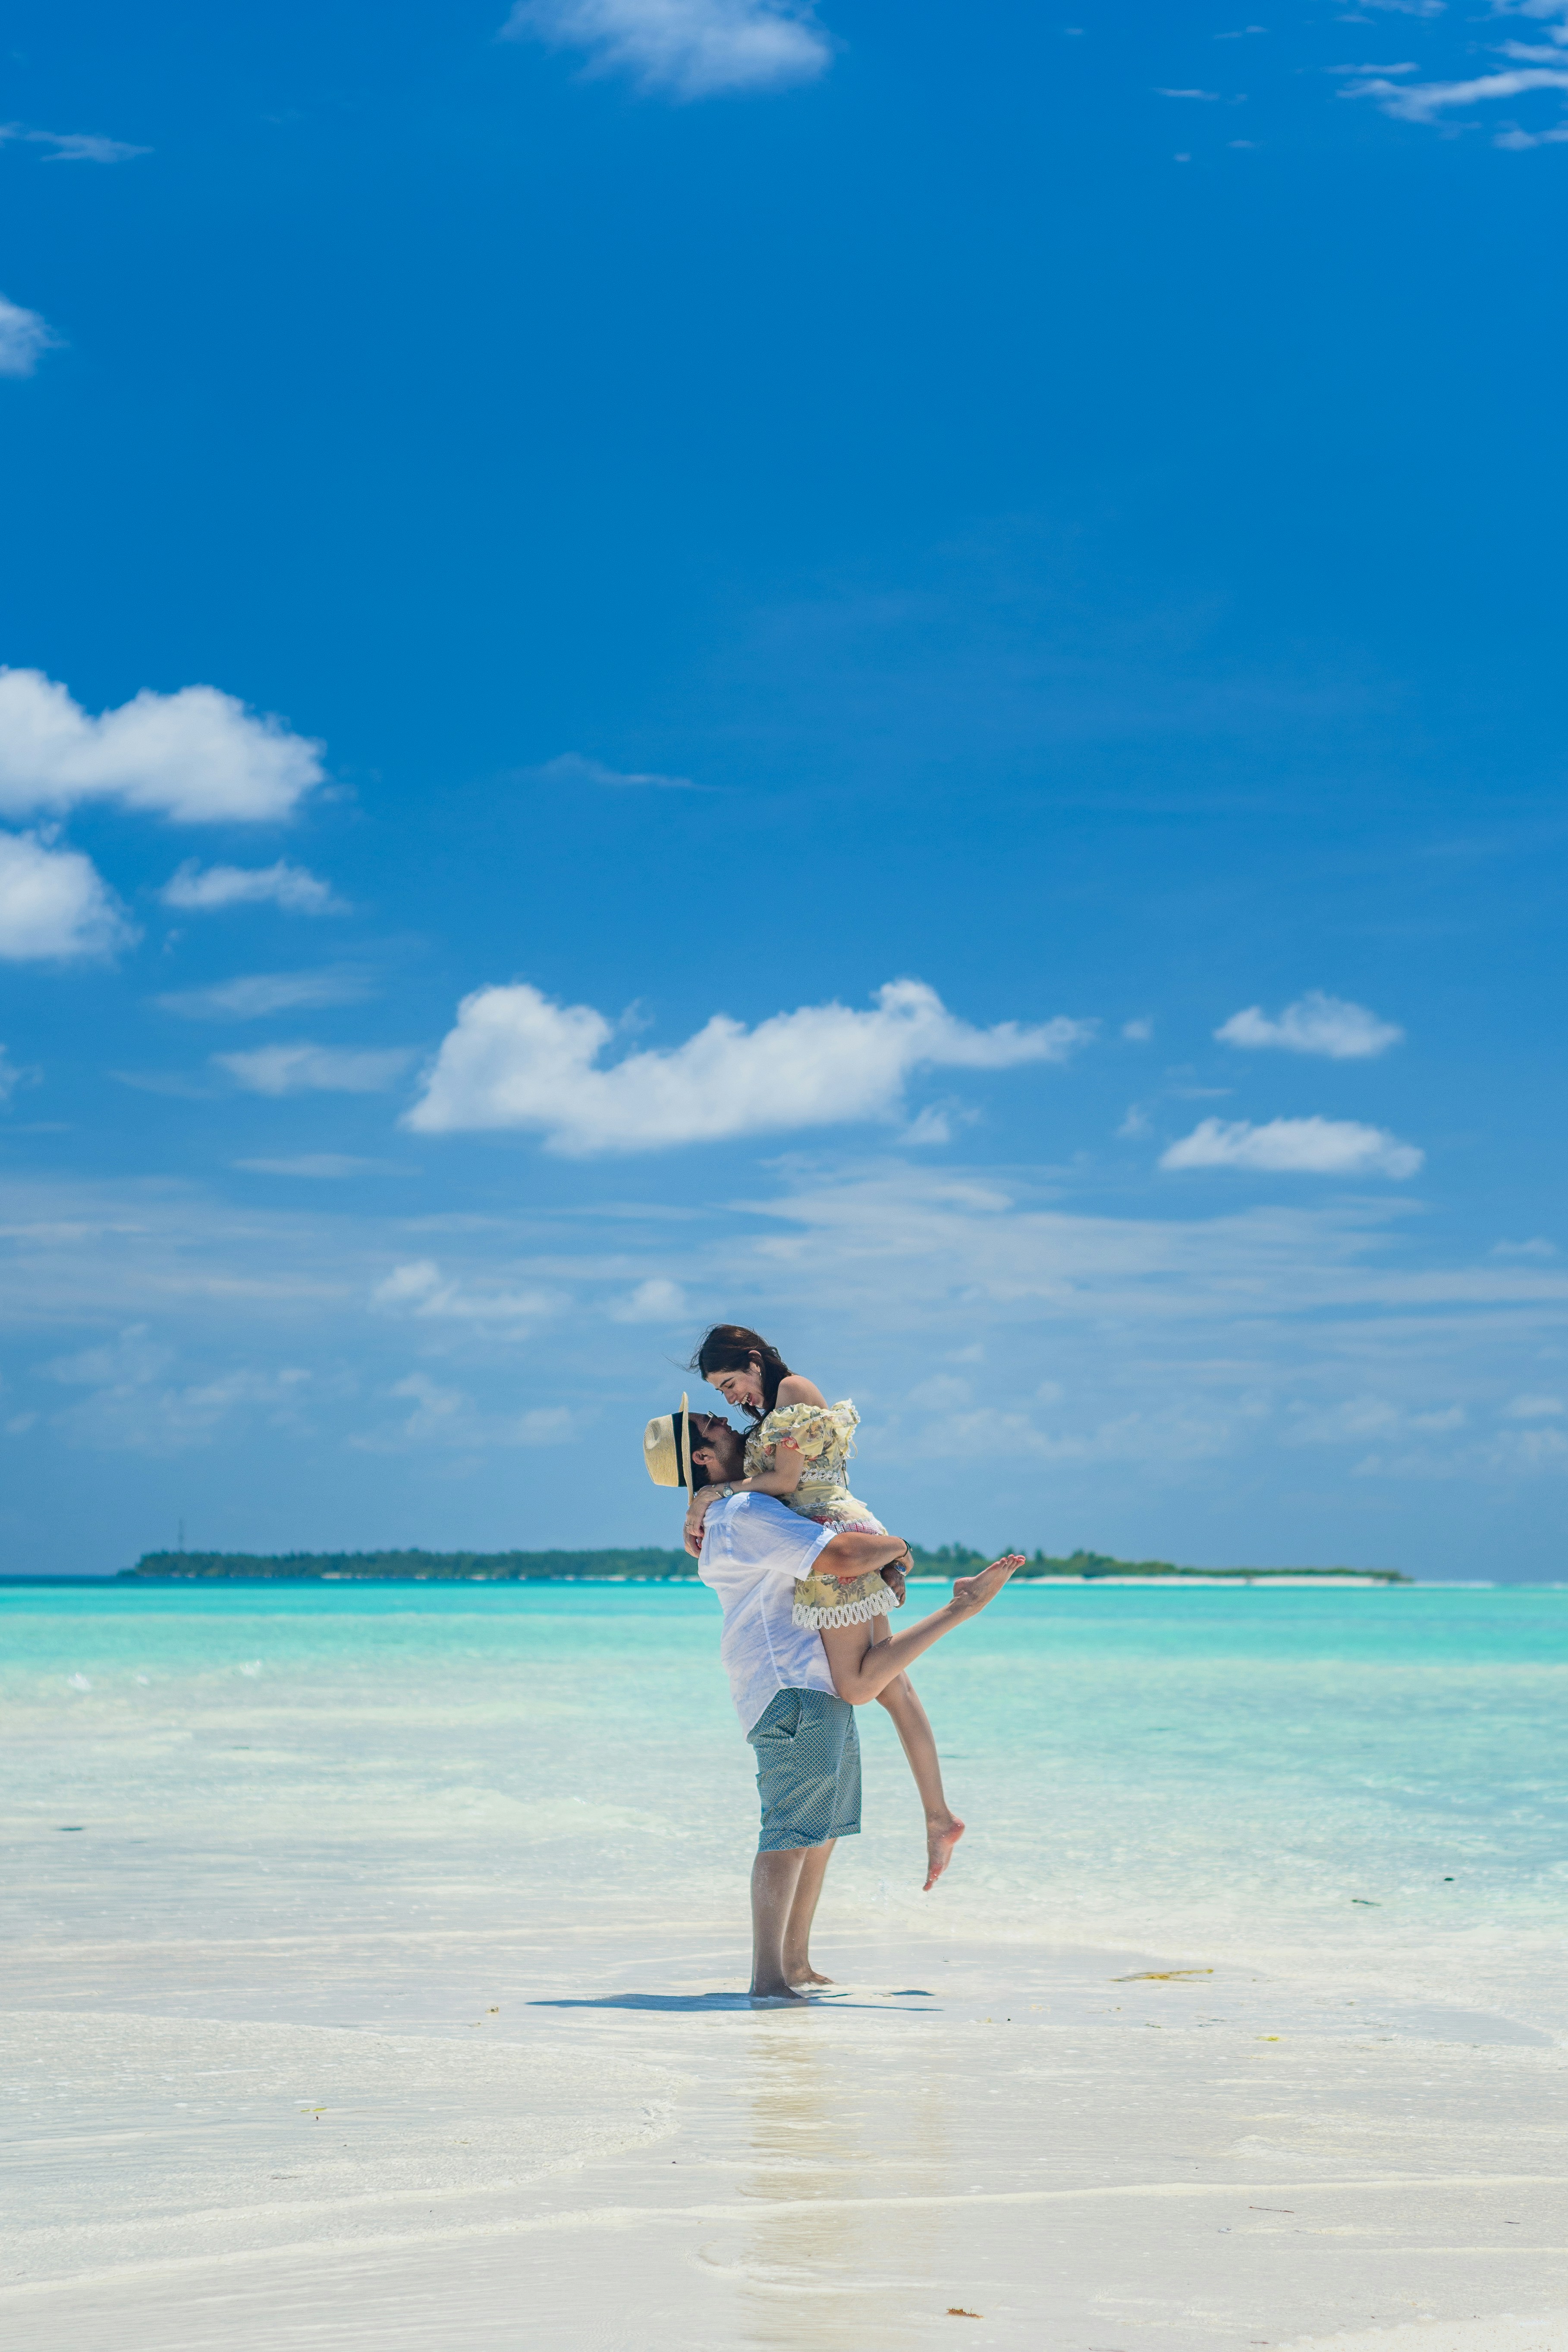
[786,1964,835,1987]
[924,1815,965,1891]
[951,1554,1025,1612]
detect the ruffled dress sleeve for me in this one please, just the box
[754,1401,848,1467]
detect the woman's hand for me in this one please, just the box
[683,1487,718,1552]
[683,1485,722,1557]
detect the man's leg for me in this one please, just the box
[751,1848,811,2000]
[782,1838,836,1986]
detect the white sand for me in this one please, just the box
[5,1918,1565,2351]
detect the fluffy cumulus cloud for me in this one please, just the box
[1161,1116,1423,1178]
[216,1043,415,1095]
[501,0,832,98]
[0,292,58,377]
[406,977,1091,1152]
[160,860,345,914]
[1215,991,1403,1059]
[0,669,324,824]
[0,829,134,961]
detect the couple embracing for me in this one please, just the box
[644,1322,1021,2003]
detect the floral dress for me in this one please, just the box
[745,1400,898,1632]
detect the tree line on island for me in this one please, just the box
[121,1546,1408,1583]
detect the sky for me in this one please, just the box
[1,0,1566,1578]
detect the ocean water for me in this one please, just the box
[6,1580,1565,2029]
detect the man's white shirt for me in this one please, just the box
[696,1492,844,1733]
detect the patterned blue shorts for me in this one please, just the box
[747,1687,862,1852]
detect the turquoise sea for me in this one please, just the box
[6,1580,1565,2026]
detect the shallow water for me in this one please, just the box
[6,1581,1565,2022]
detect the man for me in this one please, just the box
[643,1399,1019,2002]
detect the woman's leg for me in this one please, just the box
[875,1668,966,1890]
[820,1556,1023,1704]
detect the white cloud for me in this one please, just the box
[42,1328,315,1452]
[0,292,59,377]
[1502,1392,1565,1418]
[500,0,832,98]
[1157,87,1222,97]
[1122,1017,1153,1042]
[1161,1116,1423,1178]
[1216,991,1403,1059]
[606,1275,689,1322]
[371,1258,560,1326]
[1356,0,1445,14]
[0,1044,31,1105]
[0,124,149,162]
[529,752,706,791]
[352,1372,574,1451]
[233,1154,411,1179]
[160,860,346,914]
[1486,1422,1568,1470]
[902,1104,954,1146]
[1492,1237,1558,1259]
[0,669,324,824]
[215,1043,415,1095]
[1341,1,1568,137]
[407,977,1092,1152]
[0,829,135,961]
[157,969,373,1020]
[1349,63,1568,119]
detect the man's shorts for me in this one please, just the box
[747,1687,861,1852]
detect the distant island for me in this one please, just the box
[118,1545,1409,1584]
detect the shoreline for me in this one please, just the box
[3,1571,1552,1589]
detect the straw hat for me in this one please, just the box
[643,1392,694,1489]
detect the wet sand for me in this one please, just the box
[6,1913,1565,2351]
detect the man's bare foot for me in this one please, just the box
[786,1964,835,1987]
[750,1980,809,2003]
[952,1554,1025,1612]
[924,1815,965,1891]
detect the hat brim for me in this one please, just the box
[642,1392,693,1488]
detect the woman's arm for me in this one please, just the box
[682,1442,807,1547]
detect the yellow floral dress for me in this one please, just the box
[745,1400,897,1631]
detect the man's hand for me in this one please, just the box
[880,1565,906,1607]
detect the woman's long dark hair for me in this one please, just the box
[691,1325,792,1425]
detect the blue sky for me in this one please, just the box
[2,0,1565,1576]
